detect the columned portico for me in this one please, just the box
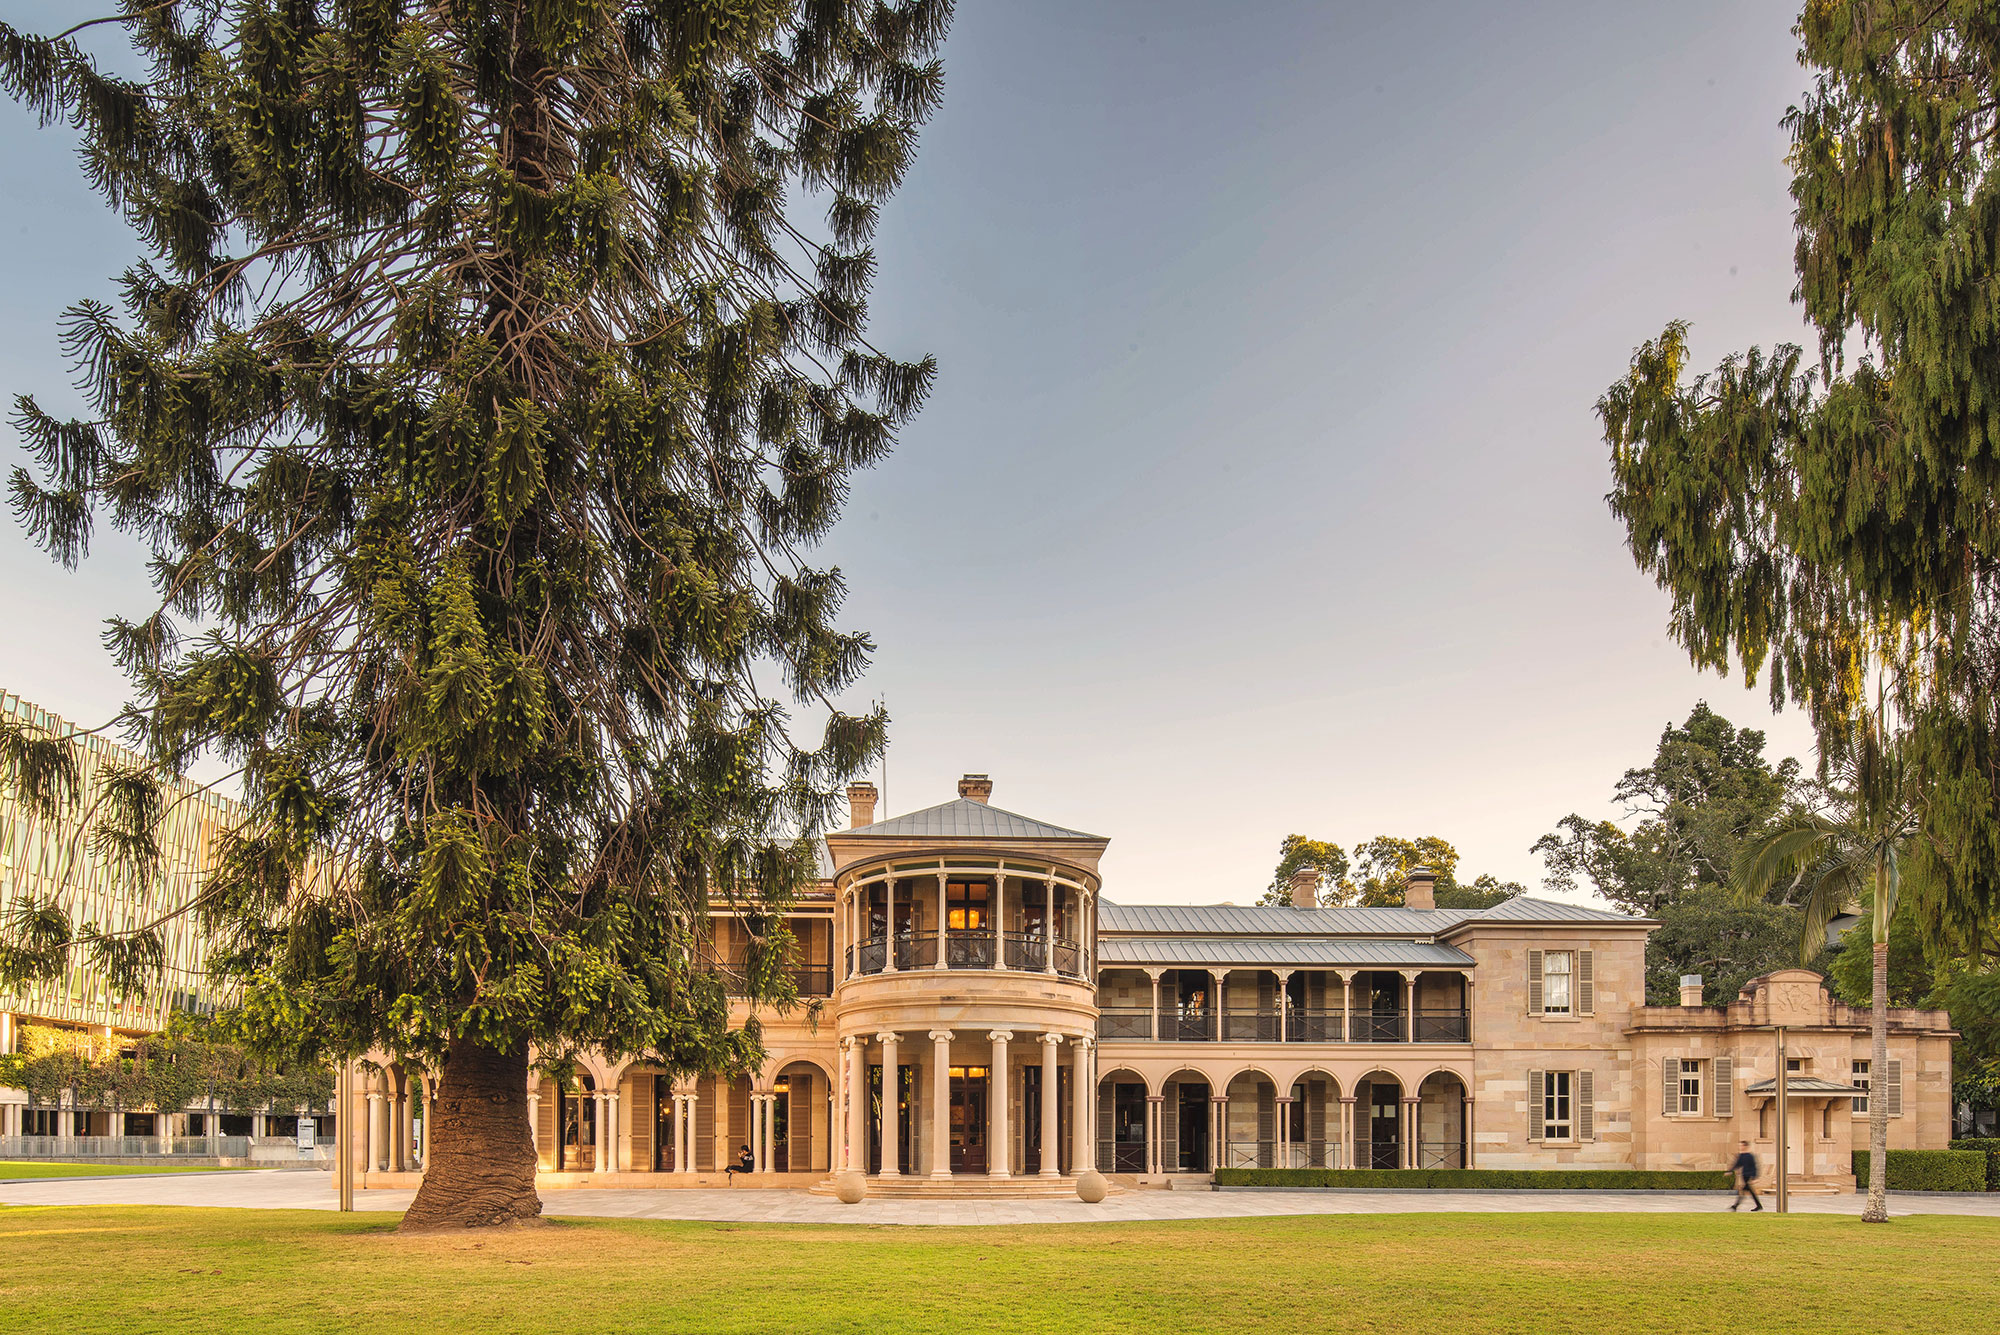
[876,1032,900,1176]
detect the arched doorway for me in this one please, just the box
[1354,1071,1403,1169]
[775,1060,832,1173]
[1097,1067,1150,1172]
[1160,1068,1212,1172]
[1285,1070,1343,1169]
[1222,1070,1280,1169]
[1417,1071,1468,1168]
[558,1072,597,1172]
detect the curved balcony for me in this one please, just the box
[846,931,1088,981]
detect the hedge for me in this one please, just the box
[1947,1139,2000,1191]
[1210,1168,1731,1190]
[1851,1149,1988,1192]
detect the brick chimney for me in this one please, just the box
[957,773,992,803]
[1680,974,1704,1007]
[1288,864,1322,909]
[1404,864,1436,911]
[846,781,878,829]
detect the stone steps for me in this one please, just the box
[806,1175,1104,1199]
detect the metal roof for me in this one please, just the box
[842,797,1101,841]
[1099,936,1476,968]
[1744,1077,1868,1097]
[1098,896,1642,936]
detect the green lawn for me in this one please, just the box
[0,1207,1995,1334]
[0,1162,242,1180]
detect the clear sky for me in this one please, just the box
[0,2,1818,906]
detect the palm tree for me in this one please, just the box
[1734,707,1927,1224]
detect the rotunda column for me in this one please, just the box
[929,1030,953,1180]
[1038,1033,1063,1177]
[987,1031,1013,1178]
[876,1032,900,1176]
[1070,1036,1093,1174]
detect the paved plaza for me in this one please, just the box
[6,1170,2000,1226]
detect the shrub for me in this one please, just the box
[1210,1168,1731,1190]
[1947,1139,2000,1191]
[1851,1149,1988,1192]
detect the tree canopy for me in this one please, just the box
[1600,1,2000,941]
[1260,833,1522,909]
[0,0,948,1228]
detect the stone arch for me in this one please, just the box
[1277,1067,1345,1169]
[1416,1069,1471,1169]
[1154,1066,1217,1174]
[1352,1067,1408,1170]
[768,1056,836,1174]
[1096,1065,1153,1173]
[1219,1066,1282,1170]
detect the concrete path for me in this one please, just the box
[6,1170,2000,1226]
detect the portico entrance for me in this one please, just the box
[949,1066,988,1174]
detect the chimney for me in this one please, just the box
[846,781,878,830]
[1404,864,1436,911]
[1288,864,1322,909]
[1680,974,1704,1007]
[957,773,993,803]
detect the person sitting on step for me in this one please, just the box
[724,1143,754,1180]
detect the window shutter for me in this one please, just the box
[1577,950,1594,1015]
[1527,1070,1545,1142]
[1579,1070,1595,1141]
[1714,1057,1733,1118]
[536,1079,557,1169]
[1661,1058,1679,1117]
[1258,1086,1275,1168]
[791,1073,812,1168]
[1097,1084,1114,1171]
[1886,1059,1903,1117]
[1162,1080,1179,1170]
[1527,949,1544,1015]
[629,1072,652,1169]
[696,1076,716,1170]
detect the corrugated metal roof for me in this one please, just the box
[843,797,1100,841]
[1098,896,1642,935]
[1744,1077,1867,1096]
[1099,937,1476,967]
[1099,902,1479,935]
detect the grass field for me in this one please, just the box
[0,1162,241,1180]
[0,1207,1994,1334]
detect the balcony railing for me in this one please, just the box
[1157,1008,1215,1042]
[1414,1009,1470,1043]
[1095,1005,1466,1044]
[790,966,834,997]
[1285,1009,1344,1042]
[1355,1010,1406,1043]
[1222,1010,1279,1042]
[844,930,1087,979]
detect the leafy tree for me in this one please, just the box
[1735,707,1934,1223]
[0,0,946,1231]
[1642,886,1808,1007]
[1598,2,2000,944]
[1258,835,1349,905]
[1259,834,1521,909]
[1533,703,1801,916]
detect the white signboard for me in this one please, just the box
[297,1121,316,1152]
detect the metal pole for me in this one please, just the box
[1775,1026,1789,1215]
[337,1060,353,1212]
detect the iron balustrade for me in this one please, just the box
[841,929,1090,977]
[1417,1140,1465,1169]
[790,966,834,997]
[1157,1008,1215,1042]
[1357,1010,1406,1043]
[1414,1008,1470,1042]
[1002,931,1048,972]
[1225,1139,1277,1170]
[1285,1009,1344,1042]
[1097,1008,1155,1040]
[1221,1010,1279,1042]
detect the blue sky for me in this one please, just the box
[0,2,1817,904]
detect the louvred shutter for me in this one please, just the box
[1527,1070,1545,1142]
[1886,1060,1903,1117]
[1714,1057,1733,1118]
[1577,950,1594,1015]
[1162,1080,1179,1170]
[1097,1084,1114,1171]
[1661,1058,1679,1117]
[1527,949,1544,1015]
[536,1079,557,1169]
[1579,1070,1595,1141]
[630,1072,653,1169]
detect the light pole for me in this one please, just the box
[336,1060,353,1212]
[1775,1026,1789,1215]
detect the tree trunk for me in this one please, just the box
[1863,938,1890,1223]
[398,1034,541,1232]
